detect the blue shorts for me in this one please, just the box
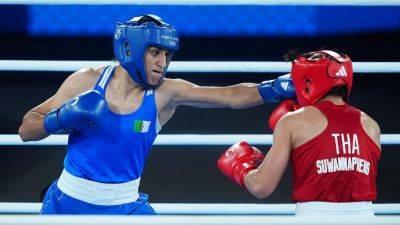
[40,180,156,215]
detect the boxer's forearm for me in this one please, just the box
[226,83,264,109]
[244,169,274,199]
[19,111,49,141]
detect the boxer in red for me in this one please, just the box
[218,50,381,216]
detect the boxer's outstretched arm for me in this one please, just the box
[165,76,293,109]
[243,114,293,199]
[19,68,99,141]
[169,78,262,109]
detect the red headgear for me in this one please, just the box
[291,50,353,106]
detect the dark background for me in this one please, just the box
[0,30,399,203]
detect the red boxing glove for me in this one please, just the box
[217,141,265,187]
[269,100,300,131]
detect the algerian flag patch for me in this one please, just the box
[133,120,151,133]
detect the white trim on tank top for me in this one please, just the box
[98,66,114,90]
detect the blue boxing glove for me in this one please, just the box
[258,74,296,103]
[44,90,108,134]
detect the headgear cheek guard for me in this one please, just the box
[291,50,353,106]
[113,14,179,89]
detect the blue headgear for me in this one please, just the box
[113,14,179,89]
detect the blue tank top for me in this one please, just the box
[64,65,160,183]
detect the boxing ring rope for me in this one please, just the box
[1,60,400,73]
[0,215,399,225]
[0,203,399,215]
[0,215,400,225]
[1,0,400,6]
[1,134,400,146]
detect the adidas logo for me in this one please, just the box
[281,82,289,91]
[336,66,347,77]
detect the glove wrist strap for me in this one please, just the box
[258,80,280,103]
[43,108,65,134]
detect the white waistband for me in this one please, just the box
[57,169,140,206]
[295,201,374,217]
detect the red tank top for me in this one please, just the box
[291,101,381,202]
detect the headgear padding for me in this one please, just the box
[113,14,179,89]
[291,50,353,106]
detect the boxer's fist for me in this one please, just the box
[218,141,265,187]
[44,90,108,134]
[258,74,296,103]
[269,100,299,131]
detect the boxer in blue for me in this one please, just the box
[18,14,295,215]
